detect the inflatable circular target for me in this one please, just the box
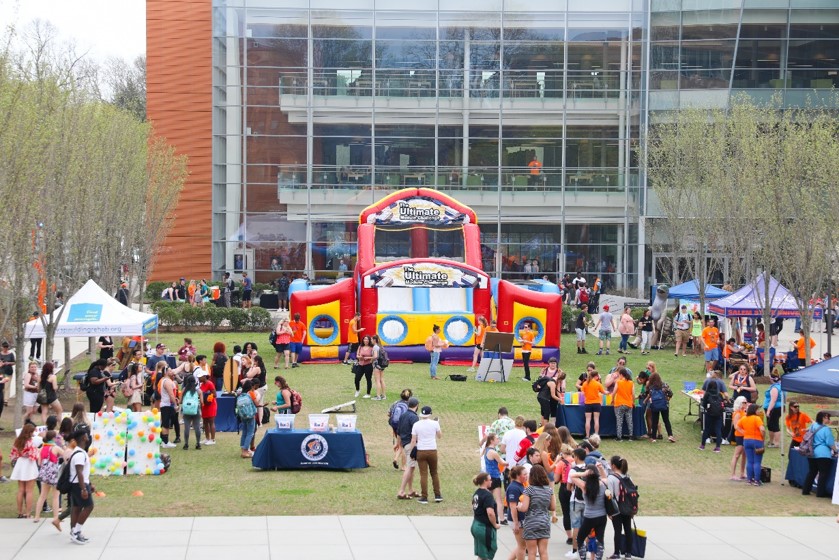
[378,315,408,345]
[515,316,545,345]
[308,314,339,345]
[444,316,474,346]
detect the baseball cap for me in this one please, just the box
[156,343,167,350]
[548,357,558,363]
[195,369,208,378]
[681,304,687,309]
[420,406,433,417]
[602,304,609,311]
[407,397,419,408]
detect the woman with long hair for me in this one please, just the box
[581,370,607,438]
[801,411,835,497]
[33,430,61,530]
[636,368,652,438]
[125,362,143,412]
[644,371,676,443]
[38,361,62,423]
[691,312,703,356]
[273,318,293,369]
[729,396,748,480]
[569,463,610,560]
[470,315,488,372]
[482,433,507,524]
[371,335,388,401]
[638,308,654,355]
[211,342,227,393]
[10,424,39,518]
[471,472,500,560]
[532,432,555,484]
[354,335,375,399]
[553,444,575,548]
[199,370,218,446]
[180,374,204,450]
[736,404,766,486]
[613,366,635,442]
[607,456,634,559]
[517,464,556,560]
[617,306,635,354]
[271,375,292,415]
[22,362,40,423]
[102,358,120,413]
[785,400,812,456]
[728,363,757,404]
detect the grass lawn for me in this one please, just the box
[1,331,836,518]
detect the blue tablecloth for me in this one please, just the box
[785,448,836,494]
[215,395,238,432]
[252,429,368,470]
[560,405,647,438]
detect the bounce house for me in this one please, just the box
[290,188,561,363]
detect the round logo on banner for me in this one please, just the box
[301,434,329,461]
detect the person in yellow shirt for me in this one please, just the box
[794,331,816,365]
[613,368,635,441]
[581,371,607,438]
[701,317,720,372]
[342,312,364,365]
[518,322,536,381]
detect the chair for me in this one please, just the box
[466,175,483,188]
[383,174,401,188]
[512,175,529,188]
[754,347,776,377]
[428,174,447,188]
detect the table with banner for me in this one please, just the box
[560,406,647,438]
[215,394,239,432]
[252,429,368,470]
[785,448,836,494]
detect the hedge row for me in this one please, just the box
[150,302,273,331]
[145,281,274,302]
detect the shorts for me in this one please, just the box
[278,291,289,301]
[575,328,586,341]
[704,348,720,362]
[735,436,744,446]
[160,405,177,429]
[570,500,585,529]
[70,483,94,508]
[403,443,417,468]
[348,342,359,354]
[274,343,289,353]
[289,342,303,355]
[584,403,602,414]
[676,329,691,343]
[22,391,38,408]
[242,290,252,302]
[598,330,612,341]
[766,407,781,432]
[490,477,502,490]
[475,344,483,350]
[540,398,557,422]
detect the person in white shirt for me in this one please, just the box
[410,406,442,504]
[500,415,527,467]
[68,430,94,545]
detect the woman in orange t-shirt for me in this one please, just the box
[613,367,635,441]
[729,396,748,480]
[518,322,537,381]
[470,316,488,372]
[581,371,607,438]
[736,404,766,485]
[784,401,812,453]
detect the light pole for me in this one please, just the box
[828,258,835,356]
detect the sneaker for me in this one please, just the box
[467,367,476,372]
[499,519,508,525]
[713,447,721,453]
[0,476,8,483]
[362,394,371,399]
[698,446,705,451]
[70,532,88,545]
[43,505,52,513]
[608,554,622,559]
[434,495,443,503]
[195,444,202,450]
[183,444,189,450]
[521,377,531,382]
[581,348,588,354]
[162,442,177,449]
[596,350,603,355]
[291,363,299,368]
[354,391,360,398]
[625,555,633,560]
[417,498,429,504]
[605,350,610,355]
[564,551,578,558]
[173,438,181,444]
[206,440,216,445]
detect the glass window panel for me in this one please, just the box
[788,40,839,68]
[681,39,736,70]
[651,11,680,40]
[734,39,783,69]
[247,38,307,69]
[680,69,731,88]
[681,10,739,40]
[651,70,679,89]
[731,68,785,88]
[789,10,839,39]
[651,42,681,69]
[376,40,437,68]
[313,39,373,68]
[788,69,839,88]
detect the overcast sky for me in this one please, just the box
[0,0,145,63]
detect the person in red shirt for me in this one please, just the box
[198,371,218,446]
[289,313,307,368]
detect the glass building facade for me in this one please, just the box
[210,0,838,293]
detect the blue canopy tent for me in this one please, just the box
[667,279,730,301]
[708,274,801,318]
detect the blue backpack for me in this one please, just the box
[649,388,668,411]
[235,393,257,421]
[182,390,200,416]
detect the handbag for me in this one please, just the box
[36,388,49,405]
[351,363,360,375]
[755,445,765,455]
[603,483,620,517]
[410,446,418,460]
[626,520,647,558]
[760,466,771,483]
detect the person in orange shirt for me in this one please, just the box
[469,316,489,373]
[613,367,634,441]
[342,312,364,365]
[701,317,721,372]
[729,396,748,480]
[736,404,766,485]
[518,322,537,381]
[784,401,812,454]
[527,156,542,186]
[581,371,607,438]
[794,331,816,364]
[289,313,306,368]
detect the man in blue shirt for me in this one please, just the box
[241,272,253,309]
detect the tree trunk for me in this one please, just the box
[13,329,26,429]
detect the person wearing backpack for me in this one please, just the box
[801,411,836,497]
[276,272,291,311]
[644,371,676,443]
[237,380,258,458]
[699,376,725,452]
[606,456,637,560]
[371,335,389,401]
[388,389,413,469]
[272,375,293,415]
[181,373,205,450]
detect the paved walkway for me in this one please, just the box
[3,515,837,560]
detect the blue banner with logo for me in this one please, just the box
[67,303,103,322]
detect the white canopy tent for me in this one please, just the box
[24,279,158,338]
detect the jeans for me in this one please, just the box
[619,334,629,351]
[615,405,633,440]
[183,414,201,445]
[240,417,255,450]
[522,351,531,380]
[416,449,441,499]
[641,331,652,351]
[701,414,723,448]
[650,407,673,438]
[430,351,440,378]
[803,457,833,497]
[743,438,764,482]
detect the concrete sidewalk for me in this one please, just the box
[3,515,837,560]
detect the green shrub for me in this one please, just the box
[248,307,273,331]
[254,282,272,295]
[228,308,251,331]
[180,306,205,329]
[153,302,182,327]
[205,306,226,330]
[146,281,169,302]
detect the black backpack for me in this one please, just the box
[269,330,277,345]
[702,383,724,417]
[56,450,84,494]
[532,376,550,393]
[278,276,290,292]
[378,347,390,368]
[611,473,639,517]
